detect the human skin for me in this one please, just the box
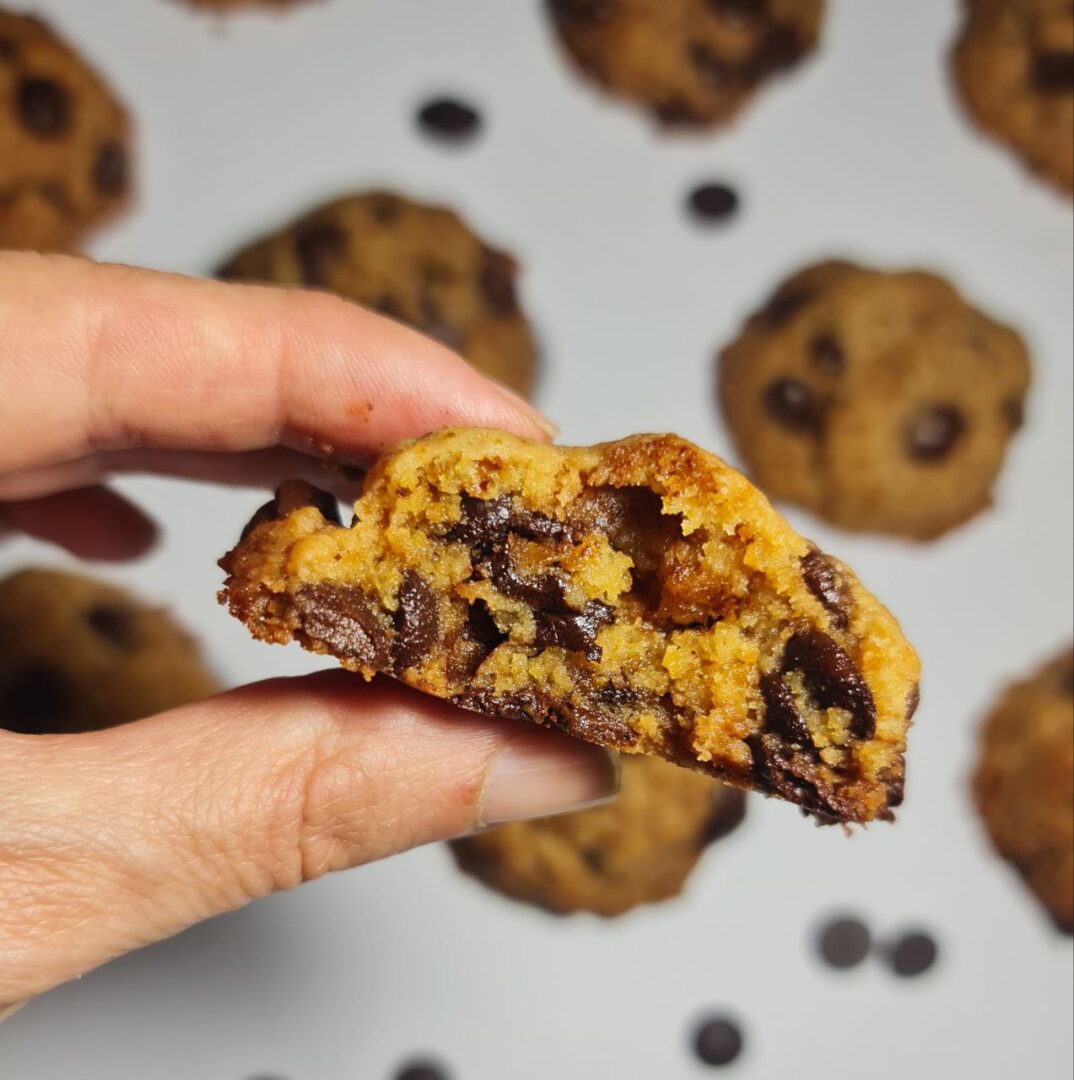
[0,253,617,1017]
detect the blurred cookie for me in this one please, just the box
[0,568,218,735]
[176,0,307,10]
[952,0,1074,195]
[219,191,539,399]
[452,755,746,916]
[973,647,1074,932]
[545,0,824,128]
[0,10,131,251]
[718,261,1031,539]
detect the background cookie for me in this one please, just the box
[0,568,218,735]
[175,0,308,11]
[952,0,1074,196]
[546,0,825,128]
[0,9,131,251]
[718,261,1031,539]
[452,755,746,917]
[972,647,1074,933]
[218,191,539,399]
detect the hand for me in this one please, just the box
[0,253,617,1016]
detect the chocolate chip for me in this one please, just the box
[810,332,845,375]
[783,629,876,739]
[885,931,939,977]
[370,194,402,223]
[687,182,740,223]
[800,549,851,630]
[86,604,140,652]
[478,251,518,314]
[451,599,507,680]
[293,584,388,669]
[905,405,965,462]
[547,0,617,20]
[1002,397,1025,431]
[906,682,921,720]
[817,916,872,970]
[447,495,572,547]
[375,294,405,320]
[93,142,128,196]
[760,286,813,326]
[294,222,347,287]
[706,0,768,25]
[760,671,811,747]
[0,39,15,61]
[242,481,341,539]
[0,664,78,735]
[746,24,804,78]
[534,601,614,661]
[1031,51,1074,93]
[655,98,706,126]
[764,378,820,432]
[693,1016,744,1067]
[748,732,850,822]
[17,77,71,136]
[393,1060,451,1080]
[690,41,736,90]
[392,571,439,672]
[416,97,482,143]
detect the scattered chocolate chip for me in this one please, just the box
[906,682,921,720]
[885,930,939,977]
[1002,397,1025,431]
[547,0,617,20]
[478,251,519,314]
[810,332,845,375]
[783,630,876,739]
[764,378,821,432]
[392,571,439,672]
[93,141,128,196]
[760,671,811,747]
[1031,51,1074,93]
[706,0,768,25]
[86,604,140,652]
[0,664,78,735]
[817,916,872,970]
[534,601,614,661]
[394,1060,451,1080]
[293,222,347,287]
[293,584,389,669]
[687,182,741,223]
[760,286,813,326]
[800,549,851,630]
[17,77,71,136]
[690,41,737,89]
[693,1016,744,1067]
[416,97,483,143]
[905,405,965,463]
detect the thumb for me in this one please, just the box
[0,671,617,1006]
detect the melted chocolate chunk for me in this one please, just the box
[451,600,507,680]
[706,0,768,25]
[759,286,813,326]
[1031,51,1074,93]
[447,495,572,547]
[747,733,851,822]
[478,251,519,314]
[93,142,128,196]
[547,0,617,20]
[800,549,852,630]
[534,601,614,661]
[294,222,347,287]
[86,604,140,652]
[392,571,439,672]
[687,182,741,223]
[886,931,939,977]
[241,481,341,540]
[416,97,483,142]
[810,332,845,375]
[1002,397,1025,431]
[905,405,965,462]
[690,41,737,89]
[760,671,811,747]
[1,663,78,735]
[817,916,872,970]
[693,1016,744,1067]
[17,77,71,136]
[764,377,821,432]
[783,630,876,739]
[293,584,388,668]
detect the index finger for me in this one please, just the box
[0,253,554,494]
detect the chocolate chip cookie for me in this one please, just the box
[952,0,1074,196]
[218,192,538,399]
[0,568,218,735]
[0,10,132,251]
[452,755,745,916]
[718,261,1031,540]
[973,647,1074,933]
[545,0,825,128]
[220,428,920,825]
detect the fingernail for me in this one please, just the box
[477,733,620,828]
[486,378,559,440]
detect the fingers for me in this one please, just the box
[0,253,555,501]
[0,486,158,561]
[0,672,617,1003]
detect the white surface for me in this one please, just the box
[1,1,1072,1077]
